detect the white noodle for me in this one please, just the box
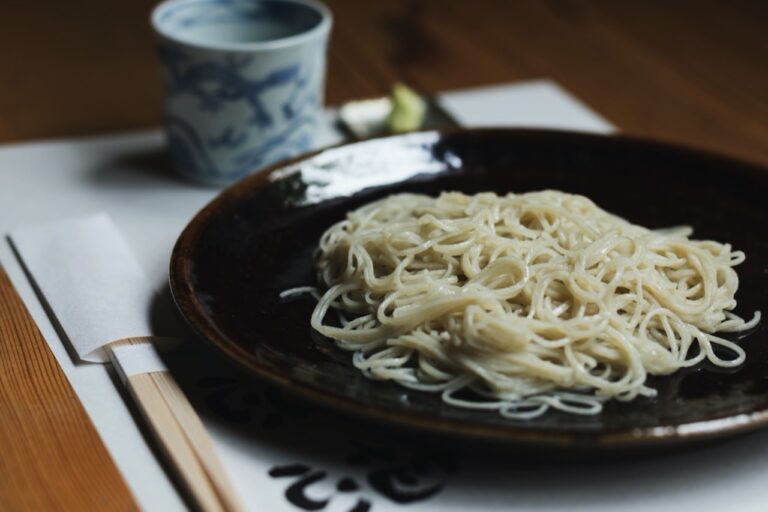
[309,191,761,417]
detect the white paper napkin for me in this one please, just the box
[10,213,154,362]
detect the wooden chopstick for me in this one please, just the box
[106,337,244,512]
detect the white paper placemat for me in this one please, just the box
[2,80,767,512]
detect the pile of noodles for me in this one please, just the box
[295,191,759,418]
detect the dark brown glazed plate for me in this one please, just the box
[170,129,768,448]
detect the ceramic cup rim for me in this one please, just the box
[150,0,332,53]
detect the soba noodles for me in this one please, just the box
[293,191,760,418]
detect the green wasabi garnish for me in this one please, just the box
[386,83,426,133]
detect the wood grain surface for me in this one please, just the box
[0,264,138,511]
[0,0,767,165]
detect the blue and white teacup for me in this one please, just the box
[151,0,332,185]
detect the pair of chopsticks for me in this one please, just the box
[107,338,244,512]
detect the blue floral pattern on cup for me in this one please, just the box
[152,0,331,185]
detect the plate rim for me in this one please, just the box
[169,127,768,447]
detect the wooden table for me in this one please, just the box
[1,0,766,509]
